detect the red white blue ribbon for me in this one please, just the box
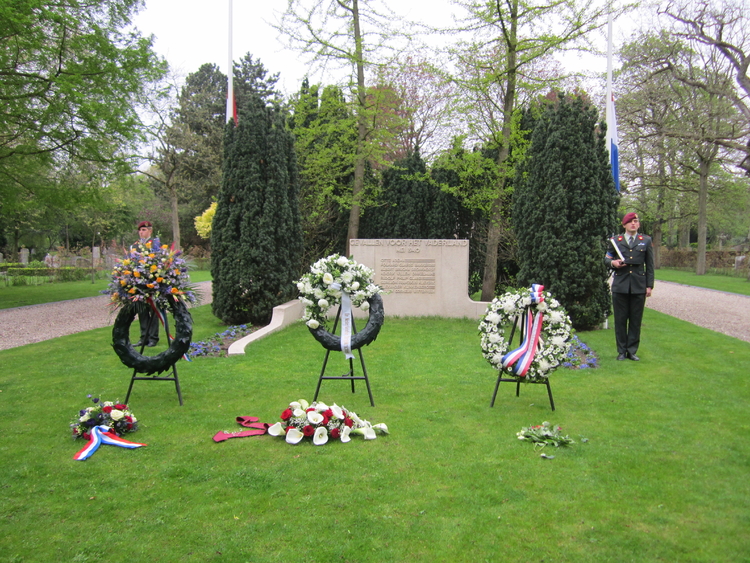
[73,425,146,461]
[147,297,191,362]
[501,285,545,378]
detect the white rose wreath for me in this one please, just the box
[296,254,385,352]
[479,287,573,382]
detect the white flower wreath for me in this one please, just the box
[479,287,573,382]
[296,254,383,329]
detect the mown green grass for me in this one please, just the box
[1,306,749,562]
[656,267,750,296]
[0,270,212,309]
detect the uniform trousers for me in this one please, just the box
[612,291,646,356]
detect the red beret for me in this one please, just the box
[137,221,153,229]
[621,212,638,226]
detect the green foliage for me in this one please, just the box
[290,81,356,261]
[211,94,303,325]
[194,202,217,240]
[0,0,165,187]
[514,92,619,330]
[360,150,432,238]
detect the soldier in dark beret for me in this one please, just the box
[605,212,655,361]
[131,220,160,347]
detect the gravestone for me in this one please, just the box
[20,248,29,264]
[93,247,101,267]
[350,239,489,319]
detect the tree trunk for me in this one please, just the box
[169,185,181,250]
[480,0,518,302]
[695,155,710,275]
[679,221,690,249]
[346,0,366,257]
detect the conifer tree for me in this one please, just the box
[211,94,303,325]
[360,150,430,238]
[513,93,619,330]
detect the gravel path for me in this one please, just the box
[0,281,213,351]
[644,280,750,343]
[0,280,748,351]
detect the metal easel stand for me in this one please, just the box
[489,307,555,411]
[125,308,183,406]
[313,305,374,407]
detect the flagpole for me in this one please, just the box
[605,9,620,191]
[226,0,235,125]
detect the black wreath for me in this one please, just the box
[112,297,193,375]
[308,293,384,352]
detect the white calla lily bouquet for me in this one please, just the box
[267,399,388,445]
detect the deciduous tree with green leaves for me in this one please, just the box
[448,0,626,300]
[278,0,406,253]
[0,0,165,191]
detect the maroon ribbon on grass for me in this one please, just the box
[212,416,270,442]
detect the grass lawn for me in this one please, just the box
[0,270,212,310]
[656,267,750,296]
[1,305,749,562]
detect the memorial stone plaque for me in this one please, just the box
[350,239,489,318]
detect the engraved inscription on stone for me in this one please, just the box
[379,258,436,294]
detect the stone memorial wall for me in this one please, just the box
[351,239,489,319]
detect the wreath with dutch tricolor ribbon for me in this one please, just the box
[479,286,573,382]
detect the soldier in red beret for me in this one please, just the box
[605,213,655,361]
[131,220,160,347]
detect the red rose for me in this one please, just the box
[344,417,353,428]
[102,406,113,413]
[330,428,340,439]
[323,409,333,418]
[322,415,330,426]
[306,407,315,412]
[115,404,127,410]
[280,408,293,421]
[126,416,133,423]
[83,432,91,440]
[302,425,315,437]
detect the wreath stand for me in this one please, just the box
[489,305,555,411]
[313,305,375,407]
[124,308,184,406]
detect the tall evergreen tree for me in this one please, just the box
[513,92,619,330]
[211,94,303,325]
[360,150,431,238]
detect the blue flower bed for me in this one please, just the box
[188,324,255,358]
[562,335,599,370]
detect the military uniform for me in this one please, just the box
[605,233,654,358]
[130,236,161,347]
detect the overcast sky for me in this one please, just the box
[131,0,641,108]
[132,0,461,96]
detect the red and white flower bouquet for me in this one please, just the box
[267,399,388,445]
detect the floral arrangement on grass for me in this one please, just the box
[188,324,256,358]
[296,254,383,329]
[70,395,138,439]
[267,399,388,445]
[517,421,574,449]
[562,335,599,370]
[103,238,197,309]
[479,287,573,382]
